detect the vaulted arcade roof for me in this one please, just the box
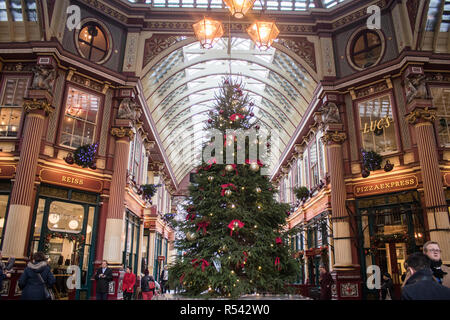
[142,37,317,183]
[125,0,349,11]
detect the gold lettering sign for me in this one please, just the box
[354,176,418,197]
[362,116,393,134]
[61,176,84,186]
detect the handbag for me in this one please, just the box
[385,288,392,300]
[37,272,55,300]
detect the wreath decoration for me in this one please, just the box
[43,232,86,257]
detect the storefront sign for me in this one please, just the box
[362,116,393,134]
[0,165,15,178]
[354,175,418,197]
[39,168,103,193]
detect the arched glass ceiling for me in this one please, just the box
[126,0,350,11]
[142,37,317,183]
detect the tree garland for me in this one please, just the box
[43,232,86,257]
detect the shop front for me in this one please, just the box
[355,189,426,300]
[26,167,104,300]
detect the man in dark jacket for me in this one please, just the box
[402,252,450,300]
[18,252,56,300]
[319,264,333,300]
[95,260,113,300]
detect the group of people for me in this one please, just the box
[318,240,450,300]
[94,261,170,300]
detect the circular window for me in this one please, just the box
[76,21,110,64]
[349,29,384,70]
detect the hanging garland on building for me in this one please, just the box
[141,184,162,201]
[43,232,86,256]
[370,232,410,245]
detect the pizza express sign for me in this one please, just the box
[354,175,418,197]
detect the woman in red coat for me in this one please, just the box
[122,266,136,300]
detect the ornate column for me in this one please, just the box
[406,102,450,263]
[320,96,361,300]
[102,126,135,265]
[321,130,353,267]
[2,92,54,259]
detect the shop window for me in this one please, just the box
[60,87,99,149]
[358,94,397,154]
[77,21,110,64]
[431,87,450,146]
[123,211,141,274]
[47,201,84,234]
[0,194,9,248]
[296,158,302,188]
[0,77,28,137]
[0,1,7,21]
[350,29,383,69]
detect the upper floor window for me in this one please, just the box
[77,21,110,64]
[431,87,450,146]
[0,0,37,22]
[296,158,302,188]
[358,94,397,154]
[128,134,146,185]
[0,76,28,137]
[60,87,100,149]
[309,141,320,187]
[350,29,383,69]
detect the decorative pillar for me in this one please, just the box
[102,126,135,265]
[2,93,54,259]
[406,101,450,263]
[319,96,361,300]
[321,130,353,268]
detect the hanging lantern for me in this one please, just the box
[247,21,280,51]
[193,18,224,49]
[223,0,256,19]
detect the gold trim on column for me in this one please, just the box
[23,98,54,116]
[321,131,347,145]
[111,127,135,140]
[406,107,437,125]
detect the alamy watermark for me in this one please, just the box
[367,5,381,30]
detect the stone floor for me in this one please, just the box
[153,292,311,300]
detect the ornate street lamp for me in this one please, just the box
[247,20,280,51]
[193,17,224,49]
[223,0,256,19]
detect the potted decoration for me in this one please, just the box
[141,184,162,201]
[73,142,99,169]
[361,149,383,178]
[294,186,310,202]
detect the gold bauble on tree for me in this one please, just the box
[186,231,197,241]
[250,162,260,172]
[208,176,214,182]
[225,164,234,172]
[255,187,262,193]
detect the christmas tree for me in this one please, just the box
[170,78,299,298]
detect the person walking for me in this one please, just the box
[319,264,333,300]
[380,272,394,300]
[95,260,113,300]
[0,251,12,297]
[141,269,155,300]
[160,265,169,294]
[423,241,450,288]
[122,266,136,300]
[402,252,450,300]
[18,252,55,300]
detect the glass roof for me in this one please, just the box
[142,37,317,183]
[126,0,349,11]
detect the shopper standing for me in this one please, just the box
[141,269,155,300]
[18,252,55,300]
[95,260,113,300]
[122,266,136,300]
[319,264,333,300]
[160,265,169,294]
[423,241,450,288]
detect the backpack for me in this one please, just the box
[148,280,155,290]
